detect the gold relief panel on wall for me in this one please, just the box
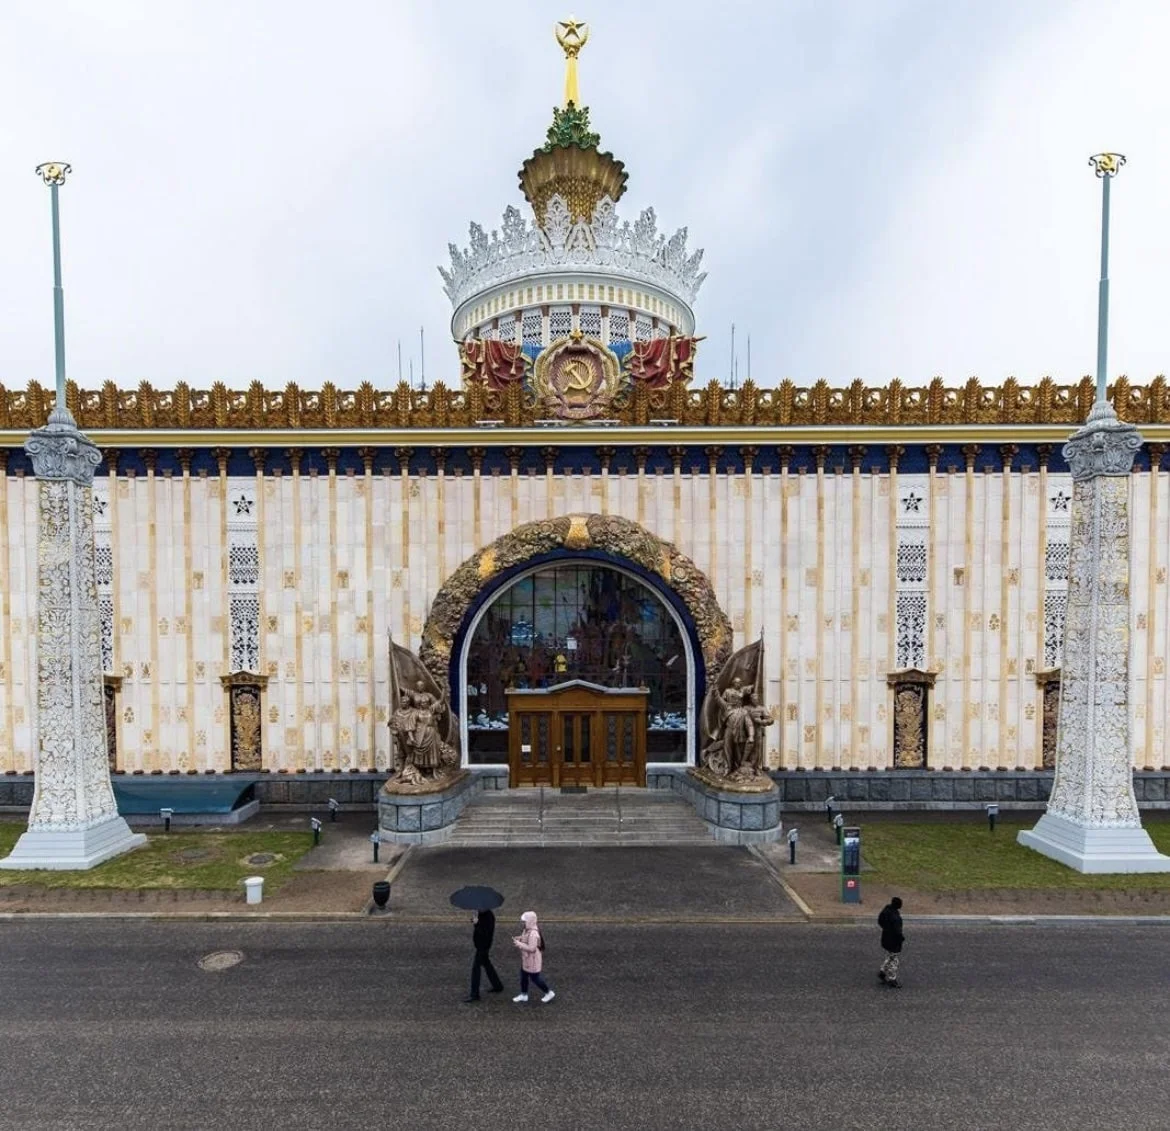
[1035,669,1060,769]
[887,669,936,769]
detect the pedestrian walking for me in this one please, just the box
[463,909,505,1003]
[511,910,555,1004]
[877,896,904,988]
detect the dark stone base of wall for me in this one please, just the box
[770,770,1170,810]
[0,768,1167,815]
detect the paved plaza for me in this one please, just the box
[1,918,1167,1130]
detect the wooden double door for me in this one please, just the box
[506,683,648,788]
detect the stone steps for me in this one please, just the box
[445,787,713,847]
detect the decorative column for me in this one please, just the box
[1,163,144,869]
[1019,153,1170,872]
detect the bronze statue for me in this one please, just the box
[698,639,775,788]
[385,639,461,789]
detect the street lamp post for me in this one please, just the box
[0,164,145,871]
[1090,153,1125,414]
[34,162,75,426]
[1017,154,1170,873]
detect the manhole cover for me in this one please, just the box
[198,950,244,972]
[243,852,278,867]
[175,847,213,863]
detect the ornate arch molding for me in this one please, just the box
[419,513,733,692]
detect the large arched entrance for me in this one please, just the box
[419,514,733,784]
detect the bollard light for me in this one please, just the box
[787,826,799,865]
[833,812,845,845]
[370,830,381,864]
[310,816,322,845]
[987,803,999,833]
[328,798,340,822]
[825,795,836,824]
[160,807,173,833]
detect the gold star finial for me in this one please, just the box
[555,18,590,106]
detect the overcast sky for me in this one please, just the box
[1,0,1166,392]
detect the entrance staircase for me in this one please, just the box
[445,787,713,847]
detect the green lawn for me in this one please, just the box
[862,817,1170,891]
[0,824,314,891]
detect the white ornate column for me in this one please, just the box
[1018,405,1170,872]
[0,421,146,869]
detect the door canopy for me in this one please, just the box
[419,513,732,690]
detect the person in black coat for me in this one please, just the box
[464,909,504,1003]
[877,896,904,988]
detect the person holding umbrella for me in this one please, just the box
[450,886,506,1004]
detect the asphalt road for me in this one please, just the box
[1,920,1167,1130]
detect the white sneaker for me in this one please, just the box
[541,990,556,1004]
[512,993,528,1003]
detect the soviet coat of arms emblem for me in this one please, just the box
[531,332,625,420]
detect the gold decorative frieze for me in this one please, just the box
[2,375,1167,433]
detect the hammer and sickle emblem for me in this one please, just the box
[562,358,594,393]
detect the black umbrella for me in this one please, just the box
[449,885,505,911]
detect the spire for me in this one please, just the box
[555,18,589,107]
[518,17,627,227]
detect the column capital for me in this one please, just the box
[848,445,867,472]
[212,447,232,476]
[1063,416,1142,480]
[961,444,980,470]
[138,449,158,475]
[1147,443,1166,471]
[503,447,524,473]
[704,445,724,469]
[284,448,304,474]
[175,449,194,475]
[666,445,686,471]
[596,446,616,471]
[467,447,487,472]
[632,446,652,471]
[540,446,560,469]
[739,445,759,471]
[776,445,795,471]
[321,448,340,474]
[999,444,1019,471]
[813,445,831,471]
[394,447,413,474]
[357,447,377,474]
[101,448,121,476]
[247,447,268,475]
[885,444,905,472]
[0,450,8,474]
[25,423,101,485]
[924,444,943,470]
[430,447,448,472]
[1036,444,1053,469]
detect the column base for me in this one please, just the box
[0,815,147,871]
[1018,812,1170,874]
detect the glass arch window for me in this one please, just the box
[465,564,689,764]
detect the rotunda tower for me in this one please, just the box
[440,19,706,420]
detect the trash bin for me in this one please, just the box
[244,875,264,905]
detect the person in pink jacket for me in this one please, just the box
[511,910,555,1004]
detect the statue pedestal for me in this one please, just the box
[0,421,144,871]
[1017,407,1170,874]
[678,768,781,844]
[378,769,475,844]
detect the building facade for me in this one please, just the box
[2,30,1169,790]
